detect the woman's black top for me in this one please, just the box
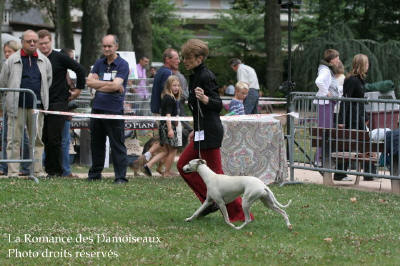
[339,75,369,130]
[188,63,223,149]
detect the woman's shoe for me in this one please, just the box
[333,173,348,181]
[143,165,152,177]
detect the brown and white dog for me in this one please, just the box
[182,159,292,230]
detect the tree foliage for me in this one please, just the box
[232,0,263,13]
[294,0,400,43]
[207,9,265,58]
[150,0,193,61]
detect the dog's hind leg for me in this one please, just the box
[215,200,237,229]
[185,198,213,222]
[235,198,253,230]
[261,194,292,230]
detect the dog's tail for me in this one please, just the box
[264,187,292,208]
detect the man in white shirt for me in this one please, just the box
[230,58,260,114]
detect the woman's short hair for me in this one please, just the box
[181,39,209,61]
[323,49,339,63]
[4,40,20,52]
[350,54,369,79]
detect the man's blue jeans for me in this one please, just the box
[243,88,260,114]
[61,120,71,176]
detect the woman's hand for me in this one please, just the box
[168,128,174,138]
[194,87,209,104]
[189,131,194,141]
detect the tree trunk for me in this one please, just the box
[131,0,152,61]
[0,1,4,65]
[265,0,283,95]
[56,0,75,49]
[108,0,133,51]
[80,0,111,71]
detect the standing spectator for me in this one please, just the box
[337,54,372,181]
[158,75,182,177]
[228,81,249,115]
[86,34,129,184]
[314,49,341,166]
[145,48,180,167]
[340,54,369,130]
[0,30,52,177]
[37,29,86,177]
[0,40,30,176]
[135,56,150,115]
[150,48,180,114]
[149,67,157,78]
[177,39,250,222]
[229,58,260,114]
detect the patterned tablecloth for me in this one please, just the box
[221,116,288,184]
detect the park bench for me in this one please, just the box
[311,127,384,185]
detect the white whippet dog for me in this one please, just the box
[182,159,292,230]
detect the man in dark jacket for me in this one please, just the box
[37,29,86,177]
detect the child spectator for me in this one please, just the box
[143,75,182,177]
[228,81,249,115]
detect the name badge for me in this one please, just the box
[111,70,117,80]
[194,130,205,141]
[103,73,112,81]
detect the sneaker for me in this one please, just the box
[198,203,219,217]
[341,176,352,181]
[144,151,152,162]
[143,165,152,177]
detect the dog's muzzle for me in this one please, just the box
[182,164,194,173]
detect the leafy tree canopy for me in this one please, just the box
[150,0,193,61]
[294,0,400,43]
[232,0,264,13]
[207,8,265,58]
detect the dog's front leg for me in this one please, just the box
[216,202,237,229]
[185,198,213,222]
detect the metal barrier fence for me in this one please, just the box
[287,92,400,193]
[75,78,154,116]
[0,88,39,183]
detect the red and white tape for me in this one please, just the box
[34,109,298,122]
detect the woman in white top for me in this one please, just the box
[314,49,340,164]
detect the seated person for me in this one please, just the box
[228,81,249,115]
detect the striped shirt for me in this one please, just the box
[229,98,245,115]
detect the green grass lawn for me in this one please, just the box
[1,177,400,265]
